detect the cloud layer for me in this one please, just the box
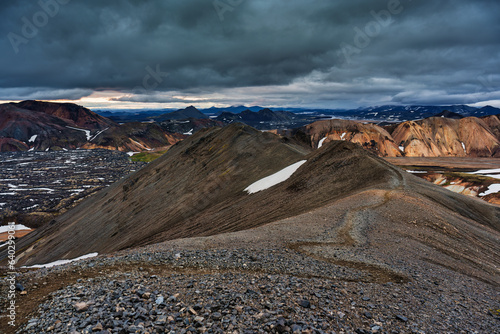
[1,0,499,108]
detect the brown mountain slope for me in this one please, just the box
[14,100,116,129]
[0,103,95,149]
[293,119,402,157]
[481,114,500,142]
[0,137,29,151]
[391,117,500,157]
[10,124,311,265]
[0,101,183,152]
[80,122,184,151]
[6,124,500,269]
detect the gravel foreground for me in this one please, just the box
[4,248,499,334]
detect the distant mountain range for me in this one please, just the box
[97,104,500,125]
[214,108,326,129]
[2,101,500,157]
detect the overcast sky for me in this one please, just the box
[1,0,499,109]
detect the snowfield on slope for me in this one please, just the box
[23,253,99,269]
[480,184,500,196]
[318,137,327,148]
[0,223,31,234]
[66,126,91,141]
[471,168,500,179]
[244,160,307,194]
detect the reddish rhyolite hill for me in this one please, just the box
[294,117,500,158]
[0,101,182,151]
[292,119,403,157]
[14,100,116,129]
[391,117,500,157]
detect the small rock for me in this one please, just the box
[212,312,222,320]
[155,315,167,325]
[395,315,408,322]
[92,322,103,331]
[74,302,89,312]
[299,299,311,308]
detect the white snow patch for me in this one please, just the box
[480,174,500,180]
[406,170,427,174]
[89,128,109,141]
[184,129,194,135]
[471,168,500,175]
[66,126,91,141]
[0,192,16,196]
[461,142,466,153]
[130,139,152,151]
[28,147,34,151]
[480,184,500,196]
[23,253,99,269]
[245,160,307,194]
[340,133,347,140]
[28,135,38,142]
[127,152,140,157]
[0,203,6,206]
[0,224,31,234]
[399,146,404,152]
[318,137,327,149]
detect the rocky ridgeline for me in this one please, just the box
[0,150,145,224]
[10,248,500,334]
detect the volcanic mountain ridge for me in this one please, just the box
[4,124,499,291]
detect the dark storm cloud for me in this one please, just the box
[0,0,499,107]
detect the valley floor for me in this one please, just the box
[384,157,500,171]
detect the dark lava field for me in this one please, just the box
[0,149,145,226]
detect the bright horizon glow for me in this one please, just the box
[1,95,499,111]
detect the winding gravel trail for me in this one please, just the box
[288,162,409,283]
